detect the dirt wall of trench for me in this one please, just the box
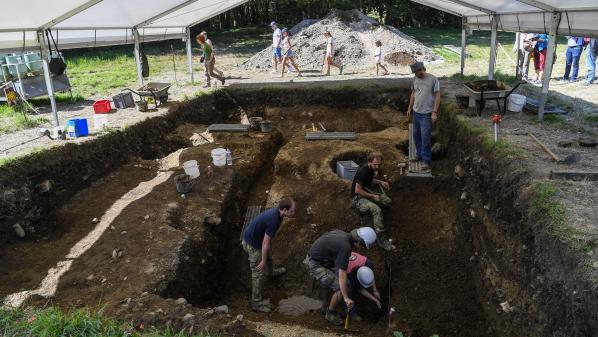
[439,108,598,337]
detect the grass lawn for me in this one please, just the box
[0,306,217,337]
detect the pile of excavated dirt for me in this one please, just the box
[240,9,440,71]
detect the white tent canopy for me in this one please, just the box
[0,0,248,126]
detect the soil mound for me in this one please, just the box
[240,9,440,71]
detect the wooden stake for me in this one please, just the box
[529,132,560,162]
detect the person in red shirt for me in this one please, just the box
[345,252,382,321]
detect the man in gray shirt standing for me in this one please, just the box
[407,62,440,171]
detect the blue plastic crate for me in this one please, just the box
[66,118,89,138]
[336,160,359,180]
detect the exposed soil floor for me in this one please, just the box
[1,99,495,336]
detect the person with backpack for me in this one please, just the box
[563,36,585,83]
[585,38,597,85]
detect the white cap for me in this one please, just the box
[356,227,376,248]
[357,266,375,288]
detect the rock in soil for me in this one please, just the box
[454,165,466,178]
[214,305,229,314]
[431,142,447,159]
[557,140,574,148]
[578,137,598,147]
[175,297,187,305]
[13,223,26,238]
[560,153,581,165]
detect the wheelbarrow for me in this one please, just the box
[124,82,171,109]
[463,80,524,116]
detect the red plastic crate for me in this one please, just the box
[93,100,111,114]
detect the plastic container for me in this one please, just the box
[260,120,272,132]
[211,148,227,167]
[93,100,112,114]
[249,117,263,131]
[66,118,89,138]
[507,94,526,112]
[226,149,233,166]
[93,114,108,131]
[112,92,135,109]
[336,160,359,181]
[136,100,148,112]
[5,55,28,78]
[174,174,194,193]
[23,53,43,74]
[183,160,200,179]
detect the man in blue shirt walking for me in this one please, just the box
[242,197,296,312]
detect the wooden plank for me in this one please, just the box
[240,205,262,241]
[305,132,356,141]
[208,124,250,132]
[529,133,560,162]
[407,123,432,178]
[550,171,598,181]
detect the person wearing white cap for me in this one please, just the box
[270,21,283,73]
[303,227,377,326]
[346,252,382,321]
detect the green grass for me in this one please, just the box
[585,114,598,126]
[0,104,48,134]
[0,306,216,337]
[529,182,596,252]
[541,114,565,124]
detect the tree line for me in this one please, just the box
[198,0,459,31]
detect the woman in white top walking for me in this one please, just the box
[280,29,302,78]
[323,31,343,76]
[374,41,389,76]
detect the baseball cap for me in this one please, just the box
[410,61,425,73]
[270,21,277,27]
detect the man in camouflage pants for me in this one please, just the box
[350,152,394,251]
[242,197,296,312]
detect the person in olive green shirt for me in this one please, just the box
[196,34,225,88]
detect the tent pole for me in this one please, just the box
[133,28,143,86]
[515,32,522,79]
[538,12,560,120]
[37,30,59,126]
[186,27,194,84]
[488,15,498,80]
[461,17,467,76]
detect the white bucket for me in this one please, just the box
[93,114,108,131]
[507,94,526,112]
[211,148,227,167]
[183,160,200,179]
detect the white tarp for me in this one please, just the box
[411,0,598,36]
[0,0,248,52]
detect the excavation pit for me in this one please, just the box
[1,79,590,337]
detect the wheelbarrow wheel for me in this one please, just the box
[159,94,168,104]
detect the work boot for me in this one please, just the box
[251,300,271,313]
[421,162,430,171]
[271,267,287,279]
[325,310,344,326]
[377,233,395,251]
